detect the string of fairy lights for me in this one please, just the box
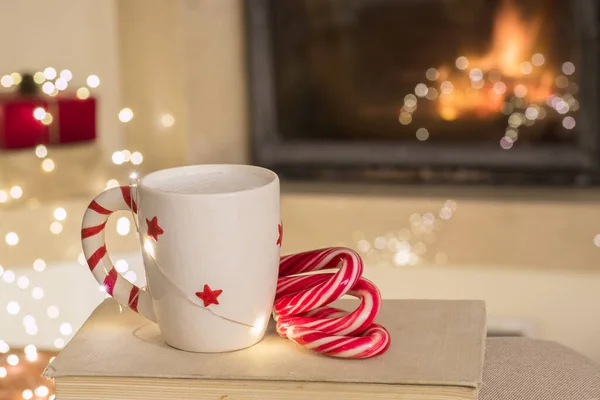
[351,199,456,268]
[0,67,174,399]
[350,62,582,266]
[397,52,579,149]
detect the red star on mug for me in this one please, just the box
[146,216,164,241]
[195,284,223,307]
[277,223,283,246]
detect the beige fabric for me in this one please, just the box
[480,338,600,400]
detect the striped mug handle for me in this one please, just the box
[81,186,157,322]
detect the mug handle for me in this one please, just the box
[81,186,157,322]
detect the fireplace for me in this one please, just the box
[245,0,600,185]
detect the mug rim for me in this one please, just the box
[138,164,279,196]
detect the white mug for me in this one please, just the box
[80,164,281,352]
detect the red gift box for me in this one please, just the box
[0,93,96,149]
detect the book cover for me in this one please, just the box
[45,298,486,389]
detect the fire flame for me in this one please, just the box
[476,0,541,77]
[434,0,554,120]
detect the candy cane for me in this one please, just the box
[81,186,157,323]
[274,248,391,358]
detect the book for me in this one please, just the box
[44,298,486,400]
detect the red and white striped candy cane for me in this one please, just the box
[81,186,157,322]
[274,248,391,358]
